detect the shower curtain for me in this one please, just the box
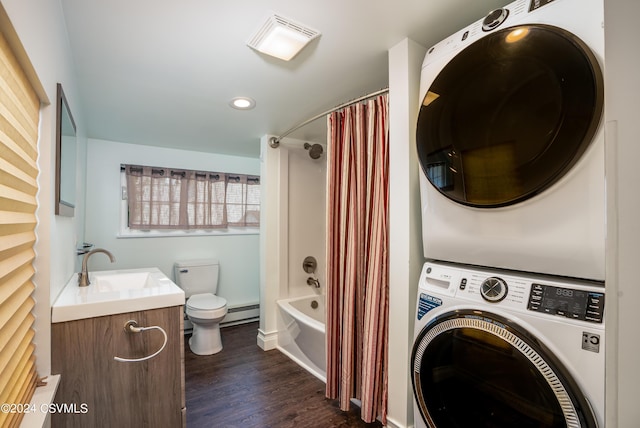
[325,93,389,424]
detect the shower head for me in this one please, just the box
[303,143,323,159]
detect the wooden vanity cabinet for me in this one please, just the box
[51,305,185,427]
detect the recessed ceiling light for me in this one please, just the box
[229,97,256,110]
[247,13,321,61]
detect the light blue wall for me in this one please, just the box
[84,138,260,307]
[2,0,88,375]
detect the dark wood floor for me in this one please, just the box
[185,322,384,428]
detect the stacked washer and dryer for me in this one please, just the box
[412,0,606,427]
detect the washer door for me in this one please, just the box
[411,310,597,428]
[416,24,604,208]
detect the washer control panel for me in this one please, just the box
[527,283,605,323]
[419,262,605,324]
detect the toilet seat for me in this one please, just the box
[187,293,227,310]
[186,293,227,319]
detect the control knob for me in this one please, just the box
[480,277,508,302]
[482,8,509,31]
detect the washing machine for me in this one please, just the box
[416,0,605,280]
[411,261,605,428]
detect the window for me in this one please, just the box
[122,164,259,234]
[225,175,261,226]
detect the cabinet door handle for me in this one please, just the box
[114,320,168,363]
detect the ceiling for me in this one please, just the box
[60,0,506,158]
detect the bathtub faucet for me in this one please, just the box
[306,277,320,288]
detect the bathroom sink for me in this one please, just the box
[52,267,185,323]
[93,271,157,291]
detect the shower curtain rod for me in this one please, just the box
[269,87,389,148]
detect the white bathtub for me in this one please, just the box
[276,294,326,382]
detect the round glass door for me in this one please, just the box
[411,310,597,428]
[416,24,604,207]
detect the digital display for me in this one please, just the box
[528,283,604,323]
[540,285,588,316]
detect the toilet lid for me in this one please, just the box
[187,293,227,311]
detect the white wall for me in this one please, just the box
[84,138,260,308]
[603,1,640,426]
[2,0,87,376]
[286,141,326,299]
[387,38,426,428]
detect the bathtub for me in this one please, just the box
[276,295,326,382]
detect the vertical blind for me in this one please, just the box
[0,30,40,428]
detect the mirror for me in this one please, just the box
[55,83,77,217]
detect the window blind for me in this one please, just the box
[0,30,40,428]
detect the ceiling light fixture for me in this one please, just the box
[229,97,256,110]
[247,13,321,61]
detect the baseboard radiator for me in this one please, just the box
[183,303,260,331]
[223,303,260,326]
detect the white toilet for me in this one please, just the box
[174,259,228,355]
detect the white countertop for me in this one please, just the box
[52,267,185,323]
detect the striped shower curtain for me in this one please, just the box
[325,94,389,424]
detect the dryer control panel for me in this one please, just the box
[527,283,604,323]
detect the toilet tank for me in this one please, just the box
[174,259,219,298]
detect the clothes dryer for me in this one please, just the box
[412,261,605,428]
[416,0,605,280]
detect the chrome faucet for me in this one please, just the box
[78,248,116,287]
[306,277,320,288]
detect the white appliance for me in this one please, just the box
[417,0,605,280]
[412,261,605,428]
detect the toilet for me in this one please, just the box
[174,259,227,355]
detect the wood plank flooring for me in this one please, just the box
[185,322,384,428]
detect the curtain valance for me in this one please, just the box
[124,164,260,229]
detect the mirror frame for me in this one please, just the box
[55,83,77,217]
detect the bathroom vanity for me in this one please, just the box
[51,268,186,427]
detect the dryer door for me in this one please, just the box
[411,310,597,428]
[416,24,603,208]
